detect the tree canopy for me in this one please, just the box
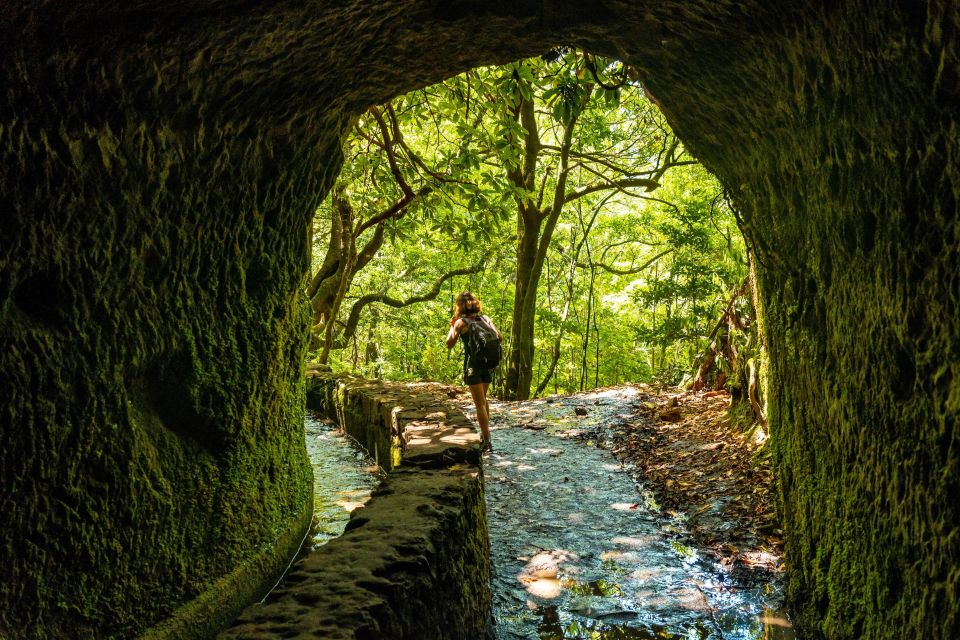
[307,51,752,399]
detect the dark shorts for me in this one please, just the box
[464,363,493,386]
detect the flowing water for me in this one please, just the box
[256,413,381,606]
[303,412,382,549]
[478,387,795,640]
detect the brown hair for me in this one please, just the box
[453,291,482,318]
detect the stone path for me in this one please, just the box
[469,387,794,640]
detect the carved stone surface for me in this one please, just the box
[219,373,489,639]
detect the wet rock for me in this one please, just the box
[523,553,560,579]
[597,610,640,624]
[574,406,588,416]
[223,468,489,640]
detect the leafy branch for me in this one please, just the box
[335,261,485,346]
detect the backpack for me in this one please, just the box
[463,316,502,370]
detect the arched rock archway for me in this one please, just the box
[1,2,957,638]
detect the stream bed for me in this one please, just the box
[303,412,382,549]
[478,387,795,640]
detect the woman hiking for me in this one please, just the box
[445,291,501,451]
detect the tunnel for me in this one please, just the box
[1,1,958,638]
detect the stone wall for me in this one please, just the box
[138,503,313,640]
[631,7,960,636]
[306,372,483,470]
[220,372,490,639]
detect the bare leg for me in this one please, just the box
[468,383,491,444]
[482,382,491,420]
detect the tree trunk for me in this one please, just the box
[309,190,388,360]
[504,210,540,399]
[502,84,582,400]
[534,240,576,396]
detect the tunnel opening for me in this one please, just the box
[297,52,779,639]
[305,52,755,406]
[1,2,958,639]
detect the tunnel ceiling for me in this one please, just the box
[1,0,776,164]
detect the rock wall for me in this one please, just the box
[0,87,323,638]
[221,373,490,639]
[629,6,960,637]
[0,36,334,636]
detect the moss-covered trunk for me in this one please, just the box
[504,221,541,401]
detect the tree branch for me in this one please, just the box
[336,262,485,344]
[577,247,673,275]
[634,194,681,212]
[369,105,414,199]
[354,222,386,272]
[564,176,660,203]
[540,144,650,177]
[353,184,434,236]
[534,84,592,268]
[584,53,629,90]
[306,204,345,299]
[385,102,455,185]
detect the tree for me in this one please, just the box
[305,55,747,397]
[307,97,488,363]
[488,52,695,399]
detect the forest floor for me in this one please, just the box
[577,385,785,581]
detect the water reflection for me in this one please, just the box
[481,389,796,640]
[303,413,382,548]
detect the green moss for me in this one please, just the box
[642,4,960,637]
[0,54,342,636]
[2,2,958,639]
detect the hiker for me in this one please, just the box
[445,291,501,451]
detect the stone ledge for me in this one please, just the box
[221,372,491,639]
[220,468,489,640]
[305,372,482,470]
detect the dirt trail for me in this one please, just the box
[588,387,784,579]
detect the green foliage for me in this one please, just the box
[309,54,747,392]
